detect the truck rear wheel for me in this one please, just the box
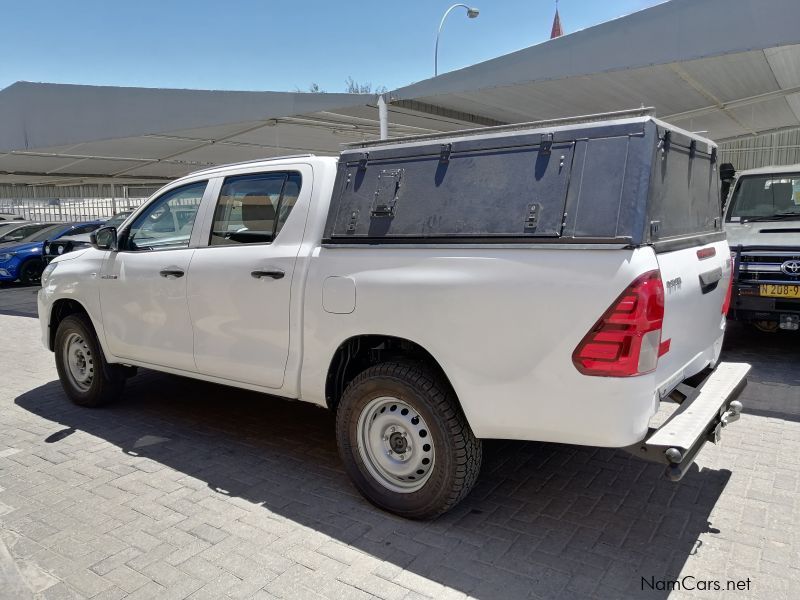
[54,314,126,407]
[335,361,482,519]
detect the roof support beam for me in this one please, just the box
[390,99,505,127]
[665,84,800,123]
[667,63,757,136]
[109,120,282,177]
[0,170,171,183]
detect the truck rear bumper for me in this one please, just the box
[625,362,750,481]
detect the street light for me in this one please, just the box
[435,4,480,77]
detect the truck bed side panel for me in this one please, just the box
[301,246,666,447]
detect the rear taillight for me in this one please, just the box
[572,270,665,377]
[721,253,735,315]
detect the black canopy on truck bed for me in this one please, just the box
[322,109,722,251]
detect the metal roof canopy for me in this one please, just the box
[2,0,800,187]
[390,0,800,144]
[0,83,475,186]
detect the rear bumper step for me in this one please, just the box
[625,362,750,481]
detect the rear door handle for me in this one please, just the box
[251,269,285,280]
[159,268,185,278]
[699,267,722,293]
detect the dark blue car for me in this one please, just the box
[0,221,104,284]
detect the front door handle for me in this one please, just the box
[251,269,285,280]
[159,268,185,278]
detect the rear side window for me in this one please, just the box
[209,172,302,246]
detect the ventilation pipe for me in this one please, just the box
[378,94,388,140]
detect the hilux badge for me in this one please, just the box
[666,277,682,292]
[781,260,800,276]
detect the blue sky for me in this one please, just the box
[1,0,663,93]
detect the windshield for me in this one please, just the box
[727,174,800,221]
[21,224,66,242]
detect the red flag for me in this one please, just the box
[551,6,563,39]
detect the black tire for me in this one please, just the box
[336,361,482,519]
[54,314,126,407]
[19,259,44,285]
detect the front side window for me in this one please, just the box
[209,172,301,246]
[727,174,800,222]
[124,181,207,251]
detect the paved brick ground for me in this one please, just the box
[0,286,798,599]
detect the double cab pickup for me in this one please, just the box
[39,111,749,518]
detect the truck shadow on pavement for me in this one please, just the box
[16,373,732,600]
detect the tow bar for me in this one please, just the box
[625,362,750,481]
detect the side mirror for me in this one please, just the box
[90,226,118,251]
[719,162,736,182]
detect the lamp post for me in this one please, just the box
[435,4,480,77]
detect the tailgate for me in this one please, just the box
[654,239,731,396]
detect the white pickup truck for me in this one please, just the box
[39,111,749,518]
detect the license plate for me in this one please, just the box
[759,284,800,298]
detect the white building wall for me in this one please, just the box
[720,128,800,170]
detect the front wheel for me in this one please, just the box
[54,314,126,407]
[336,361,482,519]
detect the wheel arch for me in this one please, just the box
[48,298,92,351]
[324,334,457,412]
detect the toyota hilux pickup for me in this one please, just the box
[39,110,749,518]
[722,163,800,332]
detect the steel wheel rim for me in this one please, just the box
[356,396,435,493]
[63,332,94,392]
